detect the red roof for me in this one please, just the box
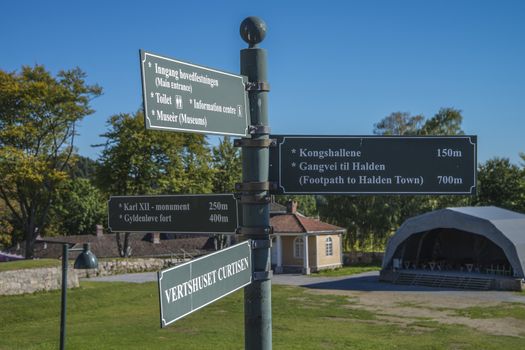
[270,213,345,234]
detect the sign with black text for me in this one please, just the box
[269,135,477,195]
[108,194,239,234]
[140,50,249,136]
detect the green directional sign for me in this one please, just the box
[269,135,477,195]
[108,194,239,234]
[158,240,252,327]
[140,50,249,136]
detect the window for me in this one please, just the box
[294,237,304,259]
[325,237,333,256]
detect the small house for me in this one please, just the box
[270,201,345,274]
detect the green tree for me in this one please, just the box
[95,111,213,195]
[275,195,318,217]
[373,111,425,135]
[475,157,525,212]
[95,111,214,256]
[421,107,464,135]
[0,199,15,248]
[48,178,106,236]
[211,136,241,193]
[0,65,101,258]
[319,196,396,251]
[67,155,99,180]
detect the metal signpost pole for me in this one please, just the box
[239,17,272,350]
[60,244,68,350]
[55,242,98,350]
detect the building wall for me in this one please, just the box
[315,234,342,269]
[281,236,302,266]
[308,235,317,268]
[279,234,341,270]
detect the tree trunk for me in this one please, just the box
[24,234,35,259]
[116,232,132,257]
[24,217,37,259]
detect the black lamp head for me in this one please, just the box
[74,243,98,269]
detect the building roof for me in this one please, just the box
[269,201,288,214]
[270,213,345,234]
[11,233,212,260]
[382,206,525,278]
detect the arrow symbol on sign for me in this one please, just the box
[148,62,152,68]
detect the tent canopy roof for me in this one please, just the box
[382,206,525,278]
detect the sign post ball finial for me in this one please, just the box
[240,17,266,46]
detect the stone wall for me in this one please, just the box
[75,257,186,278]
[0,267,79,296]
[0,257,187,295]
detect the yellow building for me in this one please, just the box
[270,202,345,274]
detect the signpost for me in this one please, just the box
[132,16,479,350]
[158,240,252,327]
[140,50,249,137]
[108,194,239,234]
[269,135,477,195]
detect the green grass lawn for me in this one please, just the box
[1,281,524,350]
[311,264,381,277]
[0,259,60,272]
[455,303,525,320]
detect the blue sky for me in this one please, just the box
[1,0,524,165]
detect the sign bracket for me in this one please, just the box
[249,125,271,135]
[234,138,276,148]
[236,194,272,204]
[235,181,277,192]
[251,239,272,250]
[237,226,273,235]
[253,270,273,281]
[245,81,270,92]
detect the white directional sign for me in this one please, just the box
[158,240,252,327]
[140,50,249,137]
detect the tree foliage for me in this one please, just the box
[0,199,15,248]
[48,178,106,236]
[95,111,214,256]
[67,155,99,180]
[373,112,425,135]
[475,157,525,212]
[95,111,214,196]
[274,195,319,217]
[319,196,396,250]
[0,65,101,257]
[420,107,464,136]
[211,136,241,193]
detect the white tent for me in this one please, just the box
[382,206,525,278]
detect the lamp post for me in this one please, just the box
[60,243,98,350]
